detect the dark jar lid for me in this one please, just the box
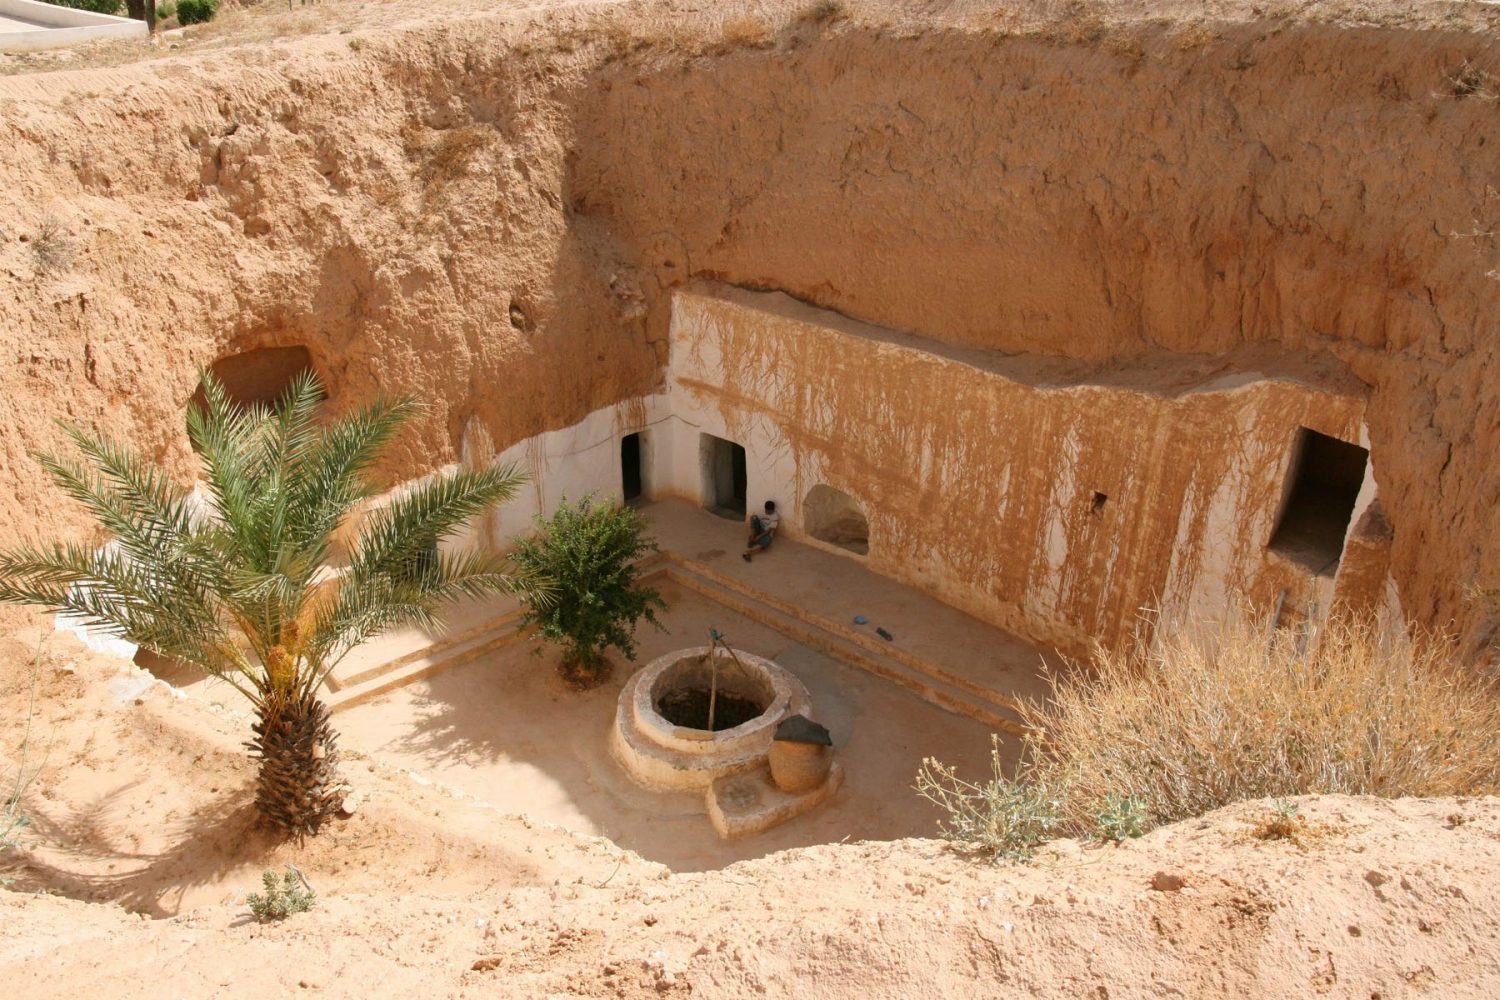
[774,714,832,746]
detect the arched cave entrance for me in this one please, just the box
[189,345,321,415]
[804,484,870,556]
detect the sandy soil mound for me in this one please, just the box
[3,628,1499,997]
[0,626,659,915]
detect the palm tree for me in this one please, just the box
[0,370,530,835]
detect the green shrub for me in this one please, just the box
[155,2,176,21]
[174,0,216,25]
[43,0,123,14]
[1092,792,1147,843]
[512,494,666,685]
[915,735,1064,861]
[246,867,316,921]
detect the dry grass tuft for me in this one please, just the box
[920,610,1500,859]
[801,0,846,24]
[1242,799,1344,848]
[407,124,495,193]
[29,217,76,277]
[1059,0,1107,45]
[433,127,492,176]
[1032,613,1500,829]
[719,15,774,50]
[1447,60,1497,101]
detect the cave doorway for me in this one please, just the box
[1268,428,1369,575]
[803,484,870,555]
[621,432,644,504]
[700,433,747,521]
[190,345,321,418]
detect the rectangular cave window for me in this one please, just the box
[1267,428,1369,575]
[621,432,644,504]
[699,433,747,521]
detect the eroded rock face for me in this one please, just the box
[1,2,1497,650]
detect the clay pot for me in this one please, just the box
[768,739,832,794]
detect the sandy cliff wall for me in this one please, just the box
[0,23,655,561]
[570,15,1500,652]
[1,3,1497,650]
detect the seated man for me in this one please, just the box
[742,500,780,562]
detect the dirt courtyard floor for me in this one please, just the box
[335,578,1014,870]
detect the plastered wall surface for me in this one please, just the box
[470,285,1374,655]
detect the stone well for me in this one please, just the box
[610,646,811,791]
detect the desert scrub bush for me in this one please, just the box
[719,15,773,49]
[801,0,845,24]
[29,217,76,277]
[174,0,216,26]
[246,866,315,921]
[915,735,1064,861]
[1032,612,1500,830]
[920,611,1500,858]
[1092,792,1147,843]
[512,494,665,687]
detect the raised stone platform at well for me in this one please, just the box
[707,761,845,840]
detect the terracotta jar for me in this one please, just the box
[768,714,834,794]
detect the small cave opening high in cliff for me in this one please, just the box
[1268,428,1369,576]
[189,345,321,415]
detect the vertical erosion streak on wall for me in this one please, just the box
[671,289,1367,654]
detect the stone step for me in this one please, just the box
[336,603,524,690]
[656,561,1028,736]
[327,610,529,713]
[663,553,1033,720]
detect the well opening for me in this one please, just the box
[611,646,813,792]
[649,652,775,733]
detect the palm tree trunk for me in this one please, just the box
[247,688,344,834]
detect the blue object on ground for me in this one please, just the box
[853,615,869,625]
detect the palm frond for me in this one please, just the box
[285,394,421,555]
[0,541,236,679]
[188,370,271,571]
[3,369,531,713]
[348,464,526,583]
[246,369,326,570]
[304,573,443,688]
